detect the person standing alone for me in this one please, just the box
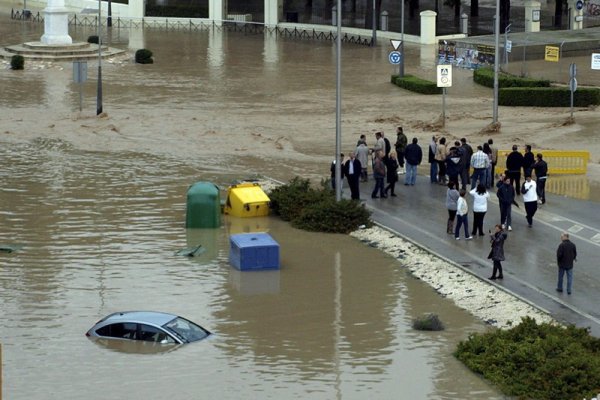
[488,224,507,280]
[556,233,577,295]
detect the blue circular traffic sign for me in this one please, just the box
[576,0,584,10]
[389,51,402,65]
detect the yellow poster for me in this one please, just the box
[545,46,560,62]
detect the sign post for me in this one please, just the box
[73,61,88,112]
[569,63,577,119]
[437,65,452,127]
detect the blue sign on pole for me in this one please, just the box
[576,0,584,10]
[389,51,402,65]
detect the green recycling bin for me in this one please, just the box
[186,182,221,228]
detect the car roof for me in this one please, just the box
[102,311,178,326]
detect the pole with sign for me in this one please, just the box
[437,65,452,127]
[73,61,88,112]
[569,63,577,119]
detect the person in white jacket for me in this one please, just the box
[522,175,538,227]
[455,189,473,240]
[469,184,491,236]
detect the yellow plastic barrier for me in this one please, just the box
[496,150,589,175]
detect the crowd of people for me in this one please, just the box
[330,128,576,293]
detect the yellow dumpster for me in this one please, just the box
[224,182,270,218]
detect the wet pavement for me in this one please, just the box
[357,172,600,336]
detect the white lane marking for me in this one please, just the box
[568,225,584,233]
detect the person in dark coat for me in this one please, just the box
[488,224,507,280]
[445,146,462,186]
[532,153,548,204]
[343,152,362,201]
[522,144,535,177]
[496,174,516,231]
[384,152,399,196]
[404,137,422,186]
[556,232,577,294]
[506,144,524,195]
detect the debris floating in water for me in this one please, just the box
[175,245,205,257]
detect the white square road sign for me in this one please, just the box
[437,65,452,88]
[592,53,600,70]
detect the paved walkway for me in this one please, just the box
[356,172,600,336]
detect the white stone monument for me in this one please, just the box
[40,0,73,45]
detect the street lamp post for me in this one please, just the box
[492,0,500,124]
[97,0,103,115]
[107,0,112,27]
[372,0,377,45]
[335,0,342,201]
[400,0,405,77]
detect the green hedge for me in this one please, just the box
[455,317,600,400]
[10,55,24,70]
[268,177,372,234]
[135,49,154,64]
[391,74,442,95]
[474,67,550,88]
[499,87,600,107]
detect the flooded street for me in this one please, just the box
[0,144,503,399]
[2,13,597,398]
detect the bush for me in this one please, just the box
[268,177,371,233]
[499,87,600,107]
[413,313,445,331]
[10,55,24,70]
[455,316,600,399]
[391,74,442,95]
[87,35,99,44]
[135,49,154,64]
[474,67,550,88]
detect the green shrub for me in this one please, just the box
[87,35,99,44]
[135,48,154,64]
[10,55,24,70]
[474,67,550,88]
[455,317,600,399]
[413,313,445,331]
[391,74,442,95]
[268,177,371,233]
[499,87,600,107]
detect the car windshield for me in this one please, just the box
[163,317,210,343]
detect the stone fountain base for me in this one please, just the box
[0,41,126,61]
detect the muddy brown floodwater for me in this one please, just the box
[3,13,580,399]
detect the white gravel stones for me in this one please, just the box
[350,225,555,329]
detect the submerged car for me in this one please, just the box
[86,311,211,345]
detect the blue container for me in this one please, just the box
[229,233,280,271]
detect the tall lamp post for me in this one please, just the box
[335,0,342,201]
[107,0,112,27]
[492,0,500,123]
[372,0,377,45]
[400,0,405,77]
[97,0,103,115]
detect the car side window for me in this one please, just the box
[139,324,176,344]
[96,322,138,339]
